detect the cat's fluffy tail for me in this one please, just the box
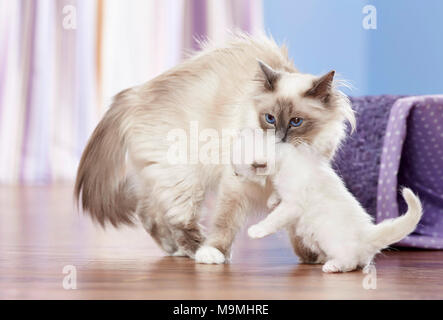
[74,90,138,227]
[367,188,422,250]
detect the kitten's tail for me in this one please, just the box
[74,89,138,227]
[368,188,423,250]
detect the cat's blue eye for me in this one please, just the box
[290,117,303,127]
[265,113,276,124]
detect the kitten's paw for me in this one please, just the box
[248,224,269,239]
[322,260,342,273]
[322,260,357,273]
[195,246,226,264]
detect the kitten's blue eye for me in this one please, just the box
[290,117,303,127]
[265,113,276,124]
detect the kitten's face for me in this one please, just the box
[253,61,354,157]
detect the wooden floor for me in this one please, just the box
[1,185,443,300]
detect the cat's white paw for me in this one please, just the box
[248,224,269,239]
[322,260,357,273]
[195,246,225,264]
[322,260,342,273]
[171,249,187,257]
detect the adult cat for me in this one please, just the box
[75,34,354,263]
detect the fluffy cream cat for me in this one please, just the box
[233,140,422,272]
[75,34,354,263]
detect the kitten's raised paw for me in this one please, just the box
[248,224,269,239]
[322,260,357,273]
[195,246,226,264]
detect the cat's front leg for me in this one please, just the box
[195,179,250,264]
[248,202,292,239]
[248,222,274,239]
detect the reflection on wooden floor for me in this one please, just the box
[1,185,442,299]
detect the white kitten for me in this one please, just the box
[235,141,423,272]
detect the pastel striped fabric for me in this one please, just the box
[0,0,263,184]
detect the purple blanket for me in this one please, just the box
[378,96,443,249]
[334,95,443,249]
[333,95,402,216]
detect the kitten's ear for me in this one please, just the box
[304,70,335,103]
[257,60,280,91]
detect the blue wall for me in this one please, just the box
[264,0,443,96]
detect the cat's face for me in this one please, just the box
[253,61,355,158]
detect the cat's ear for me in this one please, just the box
[304,70,335,103]
[257,60,280,91]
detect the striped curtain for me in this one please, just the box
[0,0,263,185]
